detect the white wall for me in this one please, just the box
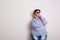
[0,0,60,40]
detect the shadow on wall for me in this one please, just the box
[26,11,34,40]
[27,20,32,40]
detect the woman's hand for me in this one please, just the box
[39,15,42,19]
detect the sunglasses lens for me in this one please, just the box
[36,12,40,13]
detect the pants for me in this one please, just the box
[31,34,47,40]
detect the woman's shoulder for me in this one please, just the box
[32,18,36,21]
[32,18,35,20]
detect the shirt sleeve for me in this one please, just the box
[32,19,41,28]
[41,17,48,25]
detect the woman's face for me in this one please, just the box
[35,11,40,17]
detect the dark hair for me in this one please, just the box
[33,9,41,15]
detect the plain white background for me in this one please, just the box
[0,0,60,40]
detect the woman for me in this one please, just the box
[31,9,48,40]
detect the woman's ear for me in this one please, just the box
[34,13,37,18]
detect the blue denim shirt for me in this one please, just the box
[31,17,48,36]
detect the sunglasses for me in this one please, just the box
[36,12,40,13]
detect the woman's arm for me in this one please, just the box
[41,17,48,25]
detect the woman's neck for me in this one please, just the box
[35,16,39,19]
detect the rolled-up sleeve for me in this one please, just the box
[41,17,48,25]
